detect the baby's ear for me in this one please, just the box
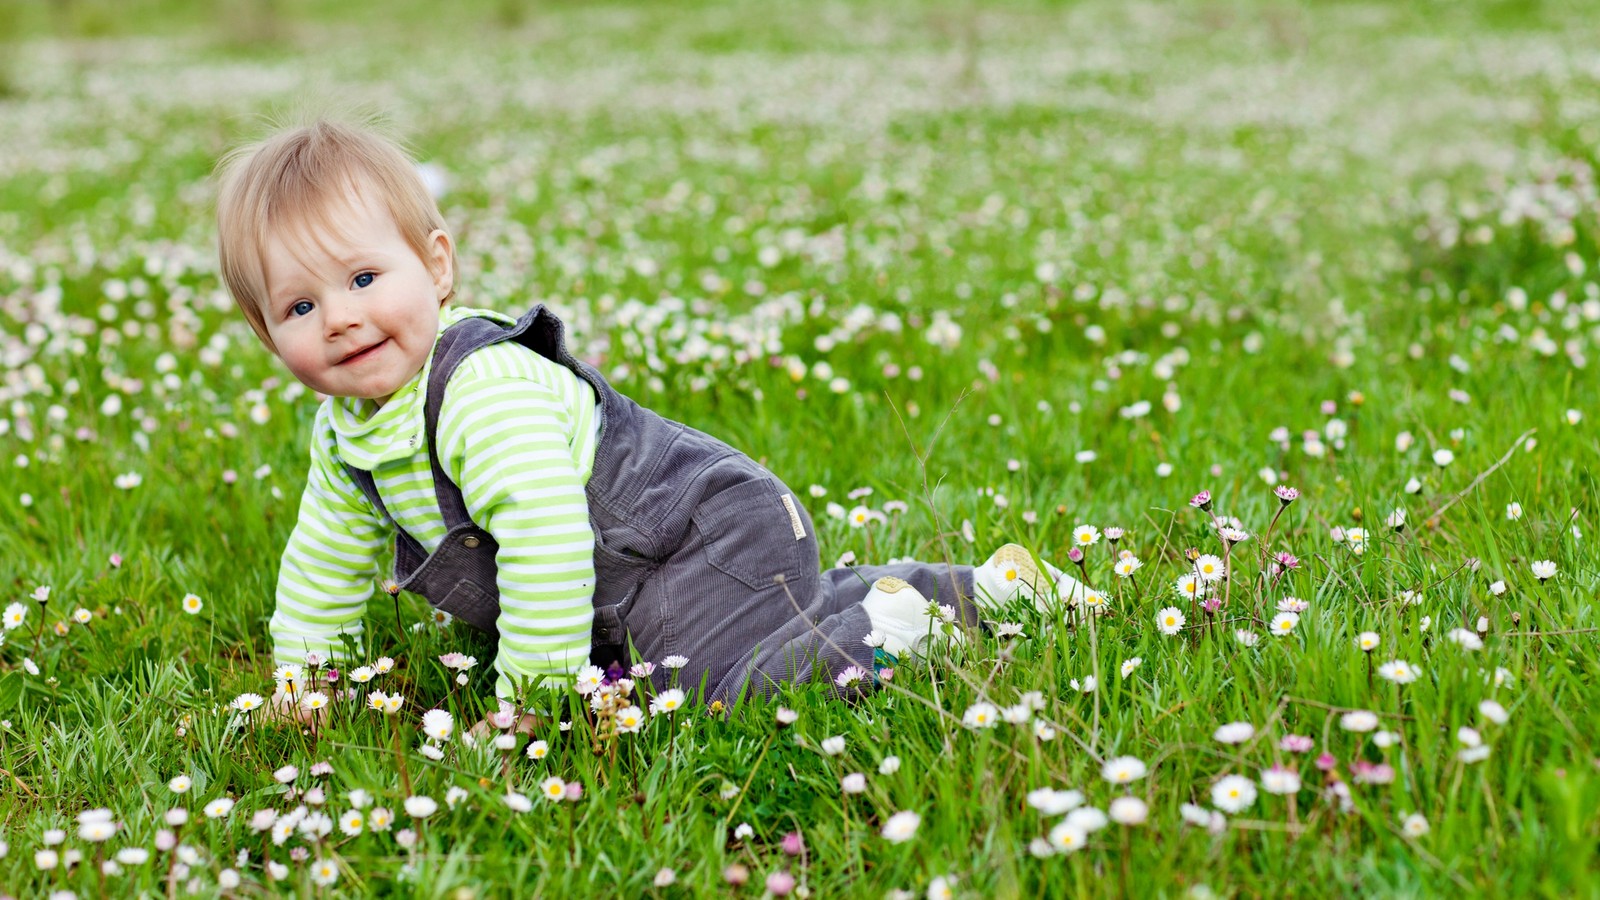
[427,229,454,301]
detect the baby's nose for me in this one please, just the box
[323,297,363,335]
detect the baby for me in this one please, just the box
[214,119,1089,709]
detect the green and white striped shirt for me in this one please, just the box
[269,306,601,699]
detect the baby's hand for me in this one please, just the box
[467,708,542,740]
[261,689,327,728]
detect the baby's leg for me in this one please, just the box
[725,561,978,699]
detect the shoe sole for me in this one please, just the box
[874,575,913,594]
[989,543,1046,593]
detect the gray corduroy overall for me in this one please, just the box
[346,304,976,703]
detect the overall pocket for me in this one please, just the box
[436,579,500,634]
[590,531,657,647]
[693,477,811,591]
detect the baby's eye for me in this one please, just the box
[290,300,314,317]
[353,272,375,289]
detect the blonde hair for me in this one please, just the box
[215,118,454,352]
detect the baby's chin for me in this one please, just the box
[309,384,405,407]
[325,375,424,408]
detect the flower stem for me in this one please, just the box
[720,731,776,834]
[390,717,413,797]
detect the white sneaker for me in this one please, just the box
[973,543,1092,613]
[860,575,958,657]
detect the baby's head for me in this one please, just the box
[216,119,456,404]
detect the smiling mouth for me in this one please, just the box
[338,339,389,365]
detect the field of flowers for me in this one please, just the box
[2,0,1598,896]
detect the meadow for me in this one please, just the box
[1,0,1598,896]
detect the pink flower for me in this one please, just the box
[564,782,583,802]
[1067,547,1085,564]
[766,871,796,896]
[1352,761,1395,785]
[1200,597,1223,613]
[1314,753,1338,772]
[487,703,517,730]
[1190,490,1213,510]
[629,662,656,678]
[1103,526,1125,542]
[781,831,804,856]
[1279,734,1314,753]
[1274,486,1300,504]
[1275,551,1300,570]
[109,553,123,568]
[323,669,339,684]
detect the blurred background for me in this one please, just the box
[1,0,1597,540]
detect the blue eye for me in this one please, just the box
[290,300,314,317]
[353,272,375,289]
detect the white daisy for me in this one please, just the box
[1156,606,1186,635]
[1211,775,1257,813]
[1100,756,1147,784]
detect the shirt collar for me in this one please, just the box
[326,353,430,471]
[324,305,513,471]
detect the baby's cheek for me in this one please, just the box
[279,350,326,386]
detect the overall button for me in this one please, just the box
[463,536,481,549]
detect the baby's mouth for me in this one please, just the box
[338,339,389,365]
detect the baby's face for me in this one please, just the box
[260,188,452,405]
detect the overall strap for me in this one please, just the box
[346,466,396,524]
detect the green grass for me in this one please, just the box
[1,0,1599,896]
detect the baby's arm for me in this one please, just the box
[438,375,596,701]
[269,412,387,669]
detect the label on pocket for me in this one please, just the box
[779,493,806,541]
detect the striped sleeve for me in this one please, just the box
[438,374,596,701]
[269,407,388,668]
